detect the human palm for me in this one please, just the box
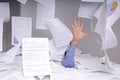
[70,18,90,45]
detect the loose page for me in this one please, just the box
[81,0,105,2]
[36,0,55,30]
[17,0,28,4]
[12,16,32,45]
[94,0,120,50]
[0,2,10,22]
[0,17,4,51]
[35,0,55,9]
[78,2,99,19]
[22,38,50,77]
[48,18,73,48]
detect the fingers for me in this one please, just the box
[81,19,85,29]
[77,17,80,27]
[71,17,85,31]
[74,18,78,28]
[84,32,91,37]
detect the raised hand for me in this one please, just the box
[70,18,91,45]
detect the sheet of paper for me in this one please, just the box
[17,0,28,4]
[35,0,55,8]
[36,0,55,30]
[22,38,50,77]
[0,17,4,51]
[78,2,99,19]
[48,18,73,48]
[94,0,119,50]
[0,44,20,64]
[81,0,105,2]
[12,16,32,45]
[0,2,10,22]
[106,0,120,27]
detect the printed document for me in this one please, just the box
[78,2,99,19]
[22,38,50,77]
[0,2,10,22]
[94,0,120,50]
[48,18,73,48]
[0,17,4,51]
[36,0,55,30]
[12,16,32,45]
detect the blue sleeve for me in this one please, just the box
[61,45,76,68]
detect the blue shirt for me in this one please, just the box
[61,45,76,68]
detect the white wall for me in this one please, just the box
[20,0,120,64]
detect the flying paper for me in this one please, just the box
[36,0,55,30]
[22,38,50,77]
[94,0,120,50]
[0,2,10,22]
[78,2,99,19]
[48,18,73,48]
[0,17,4,51]
[12,16,32,45]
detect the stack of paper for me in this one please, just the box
[75,53,108,72]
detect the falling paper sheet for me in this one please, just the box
[17,0,28,4]
[48,18,73,48]
[78,2,99,19]
[22,38,50,77]
[35,0,55,8]
[36,0,55,30]
[0,2,10,22]
[81,0,105,2]
[12,16,32,45]
[0,17,4,51]
[94,0,120,50]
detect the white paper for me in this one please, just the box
[48,18,73,48]
[78,2,99,19]
[0,44,20,64]
[81,0,105,2]
[17,0,28,4]
[0,2,10,22]
[35,0,55,9]
[12,16,32,45]
[94,0,119,50]
[36,1,55,30]
[0,17,4,51]
[22,38,50,77]
[106,0,120,27]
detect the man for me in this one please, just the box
[61,18,91,68]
